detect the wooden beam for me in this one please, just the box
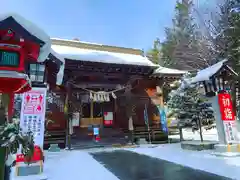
[65,70,126,78]
[65,60,153,75]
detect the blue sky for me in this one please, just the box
[2,0,178,50]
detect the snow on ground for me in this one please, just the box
[128,143,240,180]
[12,150,119,180]
[169,128,219,142]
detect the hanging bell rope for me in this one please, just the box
[69,81,133,102]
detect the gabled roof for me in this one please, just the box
[0,13,51,62]
[191,59,238,83]
[0,13,65,85]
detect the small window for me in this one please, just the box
[0,50,20,67]
[29,63,45,82]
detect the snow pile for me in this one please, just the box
[0,13,51,63]
[50,49,65,85]
[51,44,156,67]
[128,144,240,179]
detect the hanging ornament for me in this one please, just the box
[103,93,107,101]
[93,93,97,102]
[112,92,117,99]
[90,92,93,100]
[106,93,110,102]
[97,93,101,102]
[103,93,106,102]
[100,93,105,102]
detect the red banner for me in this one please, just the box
[218,93,235,121]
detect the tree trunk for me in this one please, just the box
[198,118,203,142]
[178,122,184,141]
[179,127,183,141]
[231,79,237,116]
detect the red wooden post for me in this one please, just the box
[7,93,14,122]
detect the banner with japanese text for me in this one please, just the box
[218,93,238,143]
[157,105,168,133]
[19,87,47,147]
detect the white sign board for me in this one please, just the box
[19,87,47,148]
[223,121,238,143]
[104,112,113,121]
[104,112,113,125]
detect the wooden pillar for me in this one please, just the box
[90,100,93,119]
[125,84,134,143]
[64,82,72,150]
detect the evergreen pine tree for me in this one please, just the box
[167,73,214,141]
[146,38,162,65]
[216,0,240,112]
[148,0,212,71]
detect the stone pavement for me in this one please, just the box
[92,150,231,180]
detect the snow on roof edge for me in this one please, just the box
[191,59,228,83]
[51,44,157,67]
[51,37,104,46]
[153,66,187,75]
[50,49,65,85]
[0,13,51,62]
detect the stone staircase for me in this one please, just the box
[71,127,128,149]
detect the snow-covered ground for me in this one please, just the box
[12,128,240,180]
[12,150,119,180]
[170,128,219,141]
[128,143,240,180]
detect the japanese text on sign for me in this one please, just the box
[20,88,47,147]
[218,93,235,121]
[223,121,237,143]
[23,91,44,114]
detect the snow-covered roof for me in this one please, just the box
[0,13,51,62]
[0,13,66,85]
[51,44,156,67]
[153,66,187,75]
[191,59,237,83]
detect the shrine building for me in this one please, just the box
[0,13,186,149]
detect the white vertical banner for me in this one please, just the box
[223,121,238,144]
[19,87,47,148]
